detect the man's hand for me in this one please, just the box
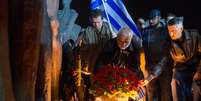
[139,79,149,87]
[193,72,201,81]
[139,74,156,87]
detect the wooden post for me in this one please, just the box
[0,0,15,100]
[9,0,43,100]
[51,19,62,101]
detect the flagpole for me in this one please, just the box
[101,0,117,37]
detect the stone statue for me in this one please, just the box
[57,0,81,44]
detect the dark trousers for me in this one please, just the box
[192,81,201,101]
[146,70,172,101]
[171,69,194,101]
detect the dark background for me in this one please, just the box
[71,0,201,32]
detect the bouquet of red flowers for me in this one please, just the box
[90,65,144,99]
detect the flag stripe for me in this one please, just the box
[107,0,140,36]
[90,0,102,9]
[115,0,137,26]
[108,14,121,31]
[105,3,128,28]
[111,0,140,36]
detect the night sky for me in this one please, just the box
[71,0,201,32]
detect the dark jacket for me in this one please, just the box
[142,23,172,77]
[94,36,143,78]
[170,29,201,73]
[61,41,75,82]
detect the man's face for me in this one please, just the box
[137,19,145,29]
[149,16,160,27]
[168,24,183,40]
[117,33,132,49]
[91,16,103,31]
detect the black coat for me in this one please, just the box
[94,36,143,78]
[170,29,201,74]
[142,24,172,76]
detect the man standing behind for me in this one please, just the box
[76,9,113,101]
[141,9,172,101]
[78,9,113,74]
[167,17,201,101]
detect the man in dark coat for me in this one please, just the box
[141,9,173,101]
[94,27,143,79]
[167,17,201,101]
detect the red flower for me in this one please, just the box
[107,84,113,90]
[90,65,141,97]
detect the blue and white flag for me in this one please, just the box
[90,0,141,37]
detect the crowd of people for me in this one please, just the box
[59,9,201,101]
